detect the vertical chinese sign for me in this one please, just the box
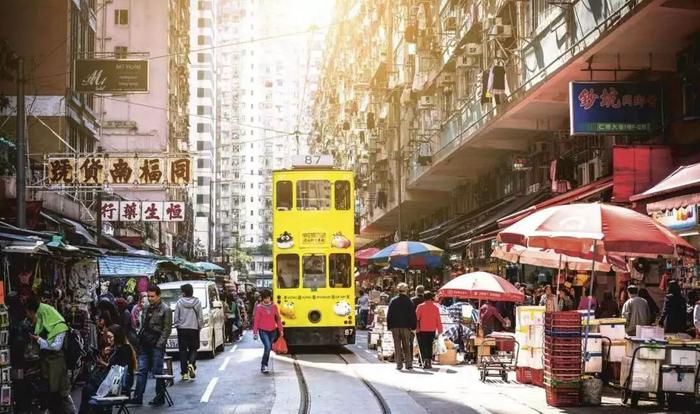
[569,82,663,135]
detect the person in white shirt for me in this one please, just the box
[357,290,371,329]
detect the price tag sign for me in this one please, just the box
[291,155,334,168]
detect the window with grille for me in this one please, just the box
[114,46,128,59]
[114,9,128,25]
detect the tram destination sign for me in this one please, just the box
[569,81,662,135]
[74,59,149,93]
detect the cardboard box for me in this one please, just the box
[661,365,695,393]
[477,345,492,358]
[621,356,660,393]
[439,349,458,365]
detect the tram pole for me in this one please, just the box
[396,149,402,242]
[16,57,27,228]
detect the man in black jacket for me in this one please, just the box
[387,283,416,370]
[133,284,172,406]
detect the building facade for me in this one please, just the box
[314,0,700,269]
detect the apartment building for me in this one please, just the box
[314,0,700,268]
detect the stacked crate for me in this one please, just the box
[544,311,582,407]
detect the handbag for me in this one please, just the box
[95,365,125,397]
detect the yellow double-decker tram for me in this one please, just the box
[272,155,356,346]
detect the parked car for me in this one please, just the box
[159,280,226,358]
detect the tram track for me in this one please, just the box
[291,351,390,414]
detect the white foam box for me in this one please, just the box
[665,348,698,367]
[584,353,603,373]
[582,334,603,354]
[516,348,532,367]
[621,356,661,393]
[598,318,627,340]
[528,325,545,348]
[625,338,667,360]
[635,325,665,341]
[661,365,695,393]
[516,306,545,329]
[530,348,544,369]
[604,341,626,362]
[369,332,380,347]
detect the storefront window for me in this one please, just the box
[303,254,326,289]
[276,254,299,288]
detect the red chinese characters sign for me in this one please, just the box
[569,82,662,135]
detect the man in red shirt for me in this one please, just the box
[415,291,443,369]
[479,300,507,335]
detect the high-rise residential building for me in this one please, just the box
[213,0,324,251]
[97,0,190,255]
[190,0,218,259]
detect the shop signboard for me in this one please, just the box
[101,201,185,222]
[45,154,191,186]
[74,59,149,93]
[652,205,697,232]
[569,81,662,135]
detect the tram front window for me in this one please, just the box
[334,181,351,210]
[276,254,299,289]
[276,180,293,211]
[329,253,351,288]
[303,254,326,289]
[297,180,330,210]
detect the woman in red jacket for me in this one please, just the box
[415,291,443,369]
[253,289,283,374]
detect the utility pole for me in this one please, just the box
[15,57,26,228]
[208,178,214,261]
[396,148,402,242]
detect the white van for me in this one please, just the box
[159,280,226,358]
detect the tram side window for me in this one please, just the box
[276,181,293,211]
[297,180,330,210]
[334,181,351,210]
[276,254,299,289]
[302,254,326,289]
[329,253,352,288]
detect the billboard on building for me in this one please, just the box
[569,82,662,135]
[74,59,149,93]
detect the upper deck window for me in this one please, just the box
[276,180,293,211]
[296,180,330,210]
[334,180,351,210]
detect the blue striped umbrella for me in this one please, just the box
[368,241,443,269]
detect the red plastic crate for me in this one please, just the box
[516,367,532,384]
[531,369,544,387]
[545,388,581,407]
[544,311,582,321]
[544,370,582,382]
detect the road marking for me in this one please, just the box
[364,349,371,354]
[200,377,219,403]
[219,356,231,371]
[229,344,238,353]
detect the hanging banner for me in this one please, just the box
[119,201,142,222]
[164,201,185,221]
[47,158,75,185]
[569,81,662,135]
[137,158,165,185]
[77,157,105,185]
[107,157,136,184]
[101,201,184,222]
[169,158,191,185]
[74,59,149,93]
[142,201,164,221]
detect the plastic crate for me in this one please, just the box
[543,376,582,389]
[544,355,583,369]
[545,387,581,407]
[544,369,583,382]
[532,368,544,387]
[545,311,583,321]
[545,330,582,338]
[516,367,533,384]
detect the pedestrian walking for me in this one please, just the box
[172,283,203,381]
[597,292,619,318]
[132,284,172,406]
[357,290,370,329]
[621,285,651,336]
[386,283,416,371]
[479,301,507,335]
[415,291,442,369]
[26,296,77,414]
[659,280,687,333]
[411,285,425,307]
[253,289,283,374]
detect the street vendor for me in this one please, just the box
[479,301,507,335]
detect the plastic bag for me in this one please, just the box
[272,335,288,354]
[95,365,124,398]
[435,334,448,355]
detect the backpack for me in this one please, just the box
[62,325,87,370]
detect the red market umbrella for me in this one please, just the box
[438,271,524,303]
[492,242,627,272]
[355,248,380,266]
[497,203,696,259]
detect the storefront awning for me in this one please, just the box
[631,162,700,202]
[99,255,162,277]
[447,190,551,250]
[498,177,614,228]
[646,193,700,213]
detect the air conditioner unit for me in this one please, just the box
[419,96,433,108]
[444,16,458,32]
[489,17,513,38]
[440,73,455,85]
[465,43,482,55]
[457,55,480,68]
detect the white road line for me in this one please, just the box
[200,377,219,403]
[229,344,238,353]
[364,349,371,354]
[219,356,231,371]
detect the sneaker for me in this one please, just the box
[148,397,165,406]
[396,366,403,371]
[181,373,190,381]
[262,366,270,374]
[188,363,196,379]
[128,397,143,406]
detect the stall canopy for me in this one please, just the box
[630,162,700,211]
[195,261,226,273]
[99,255,163,277]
